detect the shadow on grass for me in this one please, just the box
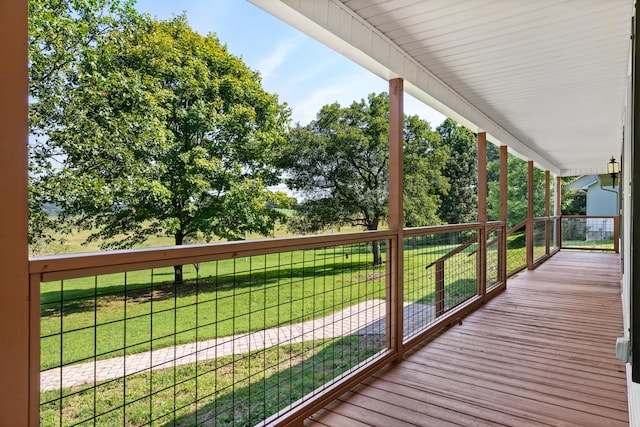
[508,231,526,249]
[40,254,380,317]
[170,335,386,427]
[40,240,469,319]
[414,278,477,308]
[39,336,385,427]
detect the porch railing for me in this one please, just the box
[504,214,620,278]
[29,222,508,426]
[560,215,619,252]
[503,216,559,277]
[506,220,527,277]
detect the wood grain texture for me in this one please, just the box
[306,251,628,426]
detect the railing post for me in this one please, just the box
[388,78,404,359]
[435,260,445,316]
[477,226,487,298]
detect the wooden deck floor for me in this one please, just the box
[306,251,629,426]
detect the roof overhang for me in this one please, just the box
[250,0,633,176]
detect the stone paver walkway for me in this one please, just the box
[40,300,434,391]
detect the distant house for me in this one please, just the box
[567,175,618,216]
[567,175,618,240]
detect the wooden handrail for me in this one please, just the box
[403,222,482,238]
[421,228,480,319]
[423,222,510,270]
[491,219,527,250]
[424,234,478,271]
[422,222,508,318]
[29,229,397,281]
[507,219,528,232]
[464,221,525,259]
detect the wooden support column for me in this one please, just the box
[499,147,508,224]
[526,161,535,269]
[388,78,404,360]
[545,170,551,255]
[499,145,508,284]
[555,176,562,217]
[477,132,487,297]
[478,133,487,223]
[0,0,30,424]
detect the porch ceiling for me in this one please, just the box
[250,0,633,176]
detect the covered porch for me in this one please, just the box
[1,1,638,426]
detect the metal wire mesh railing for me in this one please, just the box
[506,221,527,277]
[552,217,560,252]
[30,221,516,426]
[402,223,504,342]
[33,233,394,426]
[533,218,548,261]
[560,216,619,252]
[486,225,502,289]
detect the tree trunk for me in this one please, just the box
[372,240,383,266]
[174,232,184,284]
[369,218,383,266]
[173,265,183,284]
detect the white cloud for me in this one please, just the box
[257,35,305,80]
[293,85,347,124]
[289,71,387,124]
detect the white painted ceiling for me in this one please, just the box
[250,0,633,176]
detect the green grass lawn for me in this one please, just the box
[562,239,614,250]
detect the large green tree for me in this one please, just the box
[433,119,501,225]
[278,93,448,265]
[487,154,547,227]
[29,0,139,249]
[561,177,586,215]
[435,119,478,224]
[404,115,449,227]
[31,11,290,282]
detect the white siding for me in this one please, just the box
[586,183,618,216]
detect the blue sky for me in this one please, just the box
[133,0,446,127]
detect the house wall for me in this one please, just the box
[621,60,639,425]
[586,183,618,216]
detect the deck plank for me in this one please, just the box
[306,251,629,426]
